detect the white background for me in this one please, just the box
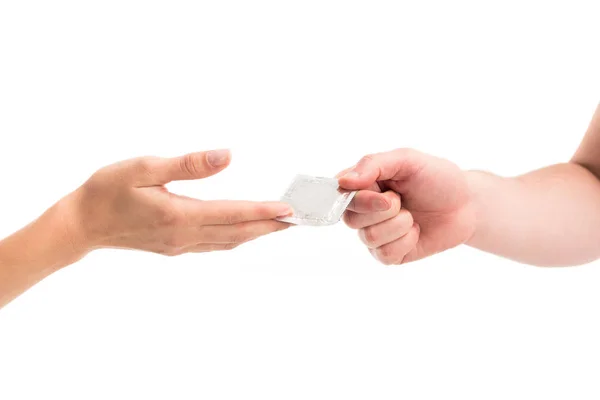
[1,1,600,399]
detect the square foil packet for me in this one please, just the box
[276,175,357,226]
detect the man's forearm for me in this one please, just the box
[0,194,85,308]
[466,162,600,266]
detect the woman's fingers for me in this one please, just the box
[344,191,401,229]
[194,220,291,244]
[187,243,234,253]
[177,198,293,225]
[358,209,414,249]
[127,150,234,187]
[173,221,291,254]
[369,223,420,265]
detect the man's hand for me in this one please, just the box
[65,149,293,258]
[338,149,476,265]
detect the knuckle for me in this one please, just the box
[180,154,201,177]
[255,203,278,220]
[136,157,154,173]
[135,157,159,178]
[394,147,418,158]
[377,245,396,265]
[361,226,378,247]
[247,204,266,220]
[343,212,359,229]
[387,192,402,214]
[399,209,414,227]
[127,156,161,184]
[359,154,375,165]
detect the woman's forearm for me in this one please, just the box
[0,193,85,308]
[466,162,600,266]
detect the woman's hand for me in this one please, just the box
[66,149,292,258]
[0,149,292,308]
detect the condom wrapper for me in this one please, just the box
[276,175,357,226]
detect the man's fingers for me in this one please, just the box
[346,190,391,213]
[179,199,294,225]
[358,210,414,249]
[343,191,401,229]
[131,149,232,186]
[336,167,381,191]
[369,223,420,265]
[338,148,426,190]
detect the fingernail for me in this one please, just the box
[276,205,294,217]
[206,149,231,167]
[374,198,390,211]
[342,171,360,179]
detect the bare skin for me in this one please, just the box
[3,107,599,308]
[339,104,600,267]
[0,149,292,308]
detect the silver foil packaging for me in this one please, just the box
[276,175,357,226]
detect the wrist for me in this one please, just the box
[0,191,93,308]
[0,191,91,284]
[463,169,492,247]
[49,190,93,268]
